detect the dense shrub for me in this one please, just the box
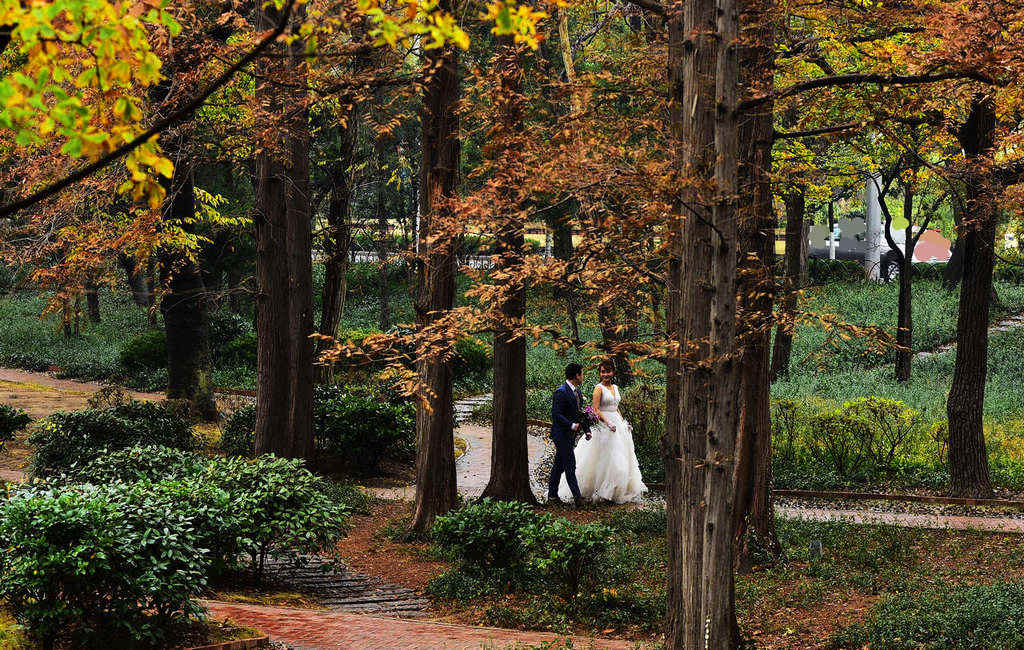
[60,445,207,485]
[432,498,539,578]
[29,400,196,476]
[119,329,167,371]
[208,310,252,350]
[608,504,666,536]
[220,404,257,456]
[314,384,416,472]
[220,331,257,367]
[523,517,613,597]
[833,581,1024,649]
[453,337,492,379]
[807,258,865,284]
[773,397,939,489]
[995,250,1024,285]
[0,483,209,648]
[0,403,31,451]
[203,455,352,576]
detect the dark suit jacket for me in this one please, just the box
[551,382,582,441]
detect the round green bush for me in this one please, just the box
[202,455,352,576]
[432,498,540,578]
[119,329,167,371]
[314,384,416,473]
[0,483,209,648]
[29,401,196,476]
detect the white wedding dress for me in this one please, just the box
[559,383,648,504]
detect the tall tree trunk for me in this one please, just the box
[410,23,461,536]
[770,189,805,382]
[733,0,779,571]
[159,159,218,421]
[947,96,996,498]
[895,189,915,383]
[316,103,360,384]
[699,0,741,640]
[597,303,635,387]
[481,36,534,503]
[85,280,101,323]
[376,136,392,332]
[253,4,315,460]
[118,253,152,308]
[665,0,717,643]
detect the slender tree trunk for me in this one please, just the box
[947,97,996,498]
[85,280,101,323]
[410,23,461,536]
[665,0,717,643]
[317,103,360,386]
[733,0,779,571]
[770,189,805,381]
[253,4,315,460]
[118,253,152,308]
[159,160,218,421]
[895,191,914,383]
[376,136,392,332]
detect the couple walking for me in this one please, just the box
[547,360,648,506]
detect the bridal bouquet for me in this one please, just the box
[582,406,600,425]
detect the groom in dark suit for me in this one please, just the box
[548,363,587,506]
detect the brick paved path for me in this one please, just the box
[202,601,641,649]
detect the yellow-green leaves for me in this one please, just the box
[0,0,178,209]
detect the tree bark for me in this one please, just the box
[410,22,461,536]
[733,0,779,572]
[316,103,360,383]
[159,159,218,421]
[895,186,915,383]
[85,280,101,323]
[118,253,152,308]
[665,0,717,644]
[699,0,741,640]
[480,36,535,503]
[947,96,996,498]
[770,189,805,382]
[376,135,392,332]
[253,4,315,460]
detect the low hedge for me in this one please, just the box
[29,400,196,476]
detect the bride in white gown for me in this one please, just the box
[559,360,648,504]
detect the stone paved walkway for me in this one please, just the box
[202,601,640,649]
[778,506,1024,533]
[915,313,1024,360]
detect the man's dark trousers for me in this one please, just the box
[548,382,582,500]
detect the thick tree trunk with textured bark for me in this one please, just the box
[665,0,717,644]
[947,97,996,498]
[770,190,805,382]
[733,0,779,571]
[253,5,314,460]
[481,36,534,504]
[410,26,461,536]
[699,0,741,641]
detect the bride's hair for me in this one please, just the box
[598,359,615,374]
